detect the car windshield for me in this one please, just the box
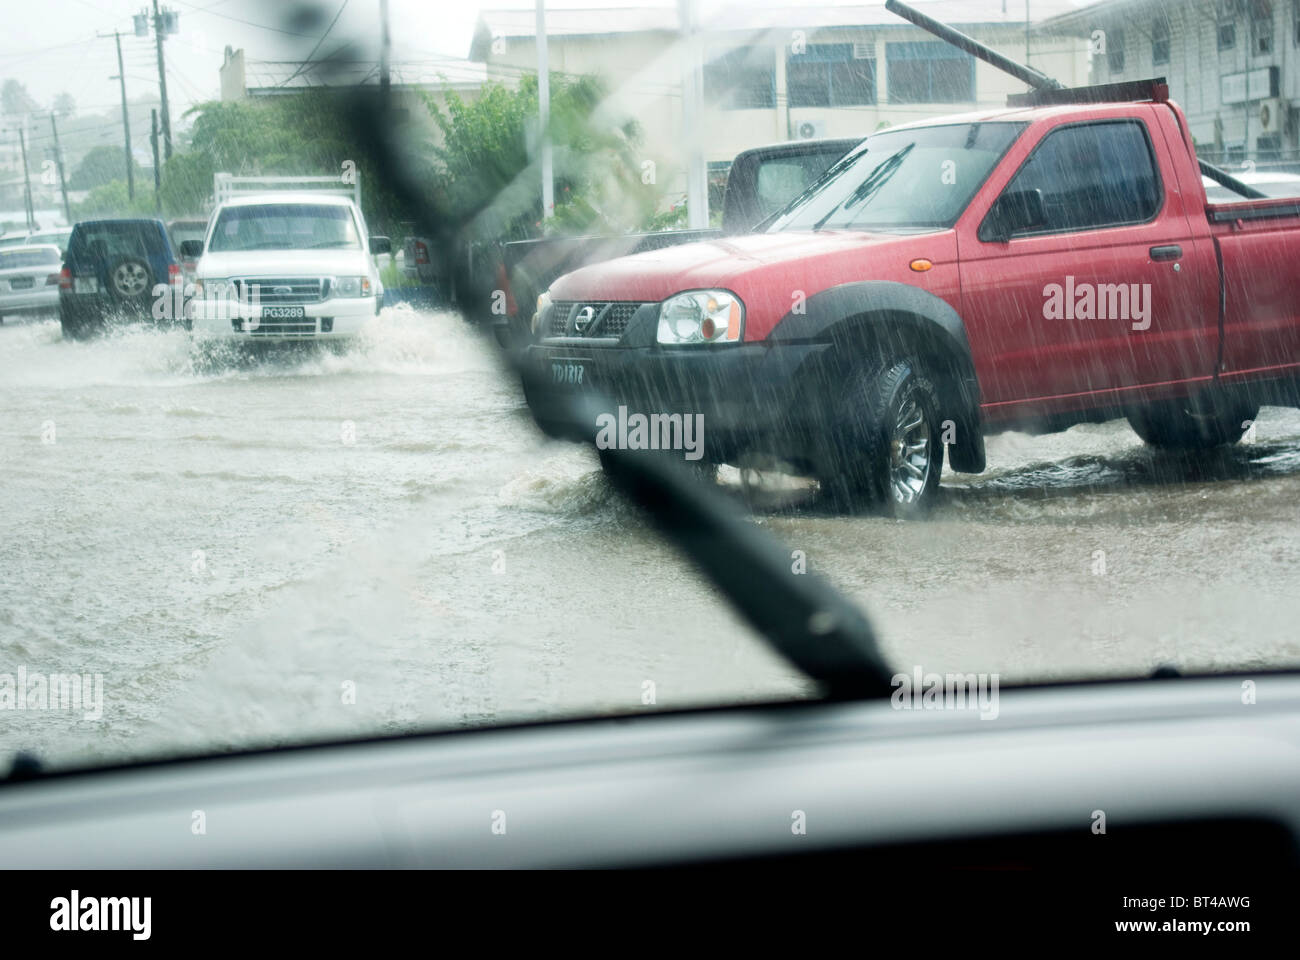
[1,0,1297,784]
[768,122,1025,232]
[209,204,361,252]
[0,249,59,268]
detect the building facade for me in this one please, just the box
[1044,0,1300,166]
[471,2,1090,206]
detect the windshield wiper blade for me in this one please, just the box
[813,145,913,232]
[338,89,895,700]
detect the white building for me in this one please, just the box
[1043,0,1300,166]
[470,1,1090,202]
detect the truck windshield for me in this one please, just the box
[209,204,361,252]
[768,121,1025,233]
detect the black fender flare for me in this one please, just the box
[767,281,985,473]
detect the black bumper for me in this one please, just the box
[523,339,832,464]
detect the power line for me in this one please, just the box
[168,0,320,38]
[278,0,351,87]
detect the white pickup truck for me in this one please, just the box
[185,174,389,341]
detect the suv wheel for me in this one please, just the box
[822,358,943,518]
[109,257,153,300]
[1128,396,1258,450]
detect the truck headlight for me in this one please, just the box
[657,290,743,344]
[332,276,371,298]
[532,292,551,336]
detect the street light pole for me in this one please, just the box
[679,0,708,228]
[536,0,553,221]
[152,0,173,160]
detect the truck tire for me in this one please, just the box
[822,358,943,518]
[1128,397,1258,450]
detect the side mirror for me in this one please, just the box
[369,236,392,255]
[179,239,203,259]
[982,188,1046,243]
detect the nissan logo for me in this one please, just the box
[573,305,596,333]
[273,285,293,295]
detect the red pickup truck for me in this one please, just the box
[523,90,1300,516]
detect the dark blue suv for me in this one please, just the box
[59,219,183,338]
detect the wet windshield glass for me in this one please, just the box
[768,122,1024,232]
[1,0,1297,778]
[209,204,361,252]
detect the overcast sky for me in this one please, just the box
[0,0,1091,118]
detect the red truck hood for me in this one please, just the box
[548,229,959,341]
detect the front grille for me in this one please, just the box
[547,301,644,339]
[232,319,318,336]
[234,278,326,305]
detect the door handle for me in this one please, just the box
[1149,244,1182,261]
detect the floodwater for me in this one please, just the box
[2,308,1298,770]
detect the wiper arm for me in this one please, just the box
[812,145,912,232]
[338,89,895,699]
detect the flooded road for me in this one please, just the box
[2,308,1298,770]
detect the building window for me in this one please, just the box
[1217,0,1237,50]
[885,42,974,104]
[1152,19,1170,65]
[1107,28,1125,72]
[787,43,877,107]
[1294,0,1300,44]
[1253,1,1274,54]
[703,47,775,110]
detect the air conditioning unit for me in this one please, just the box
[1258,98,1287,132]
[794,120,827,140]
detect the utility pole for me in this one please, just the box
[49,114,71,225]
[111,32,135,200]
[152,0,173,160]
[380,0,391,96]
[678,0,707,228]
[17,127,35,231]
[1025,1,1031,65]
[536,0,553,220]
[150,109,161,212]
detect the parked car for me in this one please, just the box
[0,244,62,323]
[167,218,210,284]
[58,219,184,339]
[185,191,389,342]
[0,227,72,256]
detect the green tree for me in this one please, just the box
[1,78,38,116]
[71,179,154,218]
[426,73,658,242]
[69,145,145,191]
